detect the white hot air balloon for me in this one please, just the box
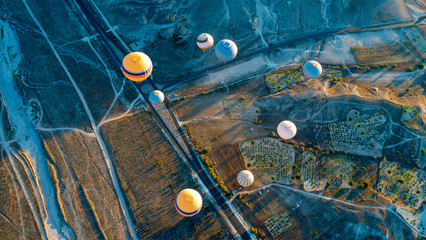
[237,170,254,187]
[149,90,164,104]
[303,60,322,79]
[277,120,297,140]
[215,39,238,62]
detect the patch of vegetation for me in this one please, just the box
[362,181,369,188]
[249,226,266,239]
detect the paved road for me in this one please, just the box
[73,0,253,238]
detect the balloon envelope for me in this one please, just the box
[277,121,297,140]
[215,39,238,62]
[175,189,203,217]
[149,90,164,104]
[237,170,254,187]
[121,52,152,82]
[196,33,214,50]
[303,60,322,79]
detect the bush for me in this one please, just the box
[214,135,219,140]
[271,176,275,180]
[362,181,369,188]
[270,131,277,138]
[361,167,366,171]
[405,88,410,92]
[256,109,260,113]
[406,67,413,72]
[199,146,211,154]
[397,179,404,184]
[361,131,366,135]
[403,108,408,113]
[421,148,425,154]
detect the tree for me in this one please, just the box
[362,181,369,188]
[418,63,424,69]
[200,146,211,154]
[361,167,366,171]
[349,181,354,187]
[292,164,298,170]
[251,140,255,145]
[247,163,252,167]
[361,131,366,135]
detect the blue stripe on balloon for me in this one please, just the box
[197,38,208,43]
[175,197,200,215]
[121,64,152,76]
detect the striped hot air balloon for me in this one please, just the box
[121,52,152,82]
[277,120,297,140]
[175,189,203,217]
[237,170,254,187]
[149,90,164,104]
[303,60,322,79]
[215,39,238,62]
[196,33,214,51]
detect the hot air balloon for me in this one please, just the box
[196,33,214,51]
[149,90,164,104]
[121,52,152,82]
[303,60,322,79]
[215,39,238,62]
[277,120,297,140]
[175,189,203,217]
[237,170,254,187]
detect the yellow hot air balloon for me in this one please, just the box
[175,189,203,217]
[121,52,152,82]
